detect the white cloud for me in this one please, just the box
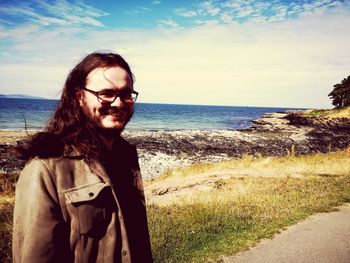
[152,0,162,5]
[125,6,153,15]
[220,1,241,9]
[175,9,198,17]
[36,16,69,26]
[194,19,220,26]
[36,0,109,18]
[0,0,109,27]
[220,12,233,23]
[158,19,179,28]
[199,1,220,16]
[1,6,350,108]
[0,24,40,41]
[0,18,15,25]
[237,8,254,18]
[179,0,350,26]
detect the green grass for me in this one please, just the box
[306,106,350,119]
[0,172,18,263]
[1,150,350,263]
[147,149,350,262]
[148,175,350,262]
[0,195,14,263]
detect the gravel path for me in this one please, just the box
[223,203,350,263]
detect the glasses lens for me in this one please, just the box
[120,90,138,102]
[98,91,116,102]
[97,90,138,103]
[131,91,138,102]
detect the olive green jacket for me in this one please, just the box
[13,142,153,263]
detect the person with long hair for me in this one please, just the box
[13,52,153,262]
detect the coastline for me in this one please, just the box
[1,109,350,180]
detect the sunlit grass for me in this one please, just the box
[148,148,350,186]
[0,194,14,263]
[306,106,350,119]
[147,149,350,262]
[148,175,350,262]
[1,149,350,263]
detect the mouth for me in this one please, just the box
[101,108,125,119]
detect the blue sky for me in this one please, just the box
[0,0,350,108]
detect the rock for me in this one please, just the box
[1,110,350,180]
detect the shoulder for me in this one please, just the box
[16,158,61,198]
[22,156,73,172]
[19,156,85,184]
[18,156,99,193]
[21,157,55,177]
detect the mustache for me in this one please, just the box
[99,107,125,116]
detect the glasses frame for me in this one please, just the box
[82,87,138,104]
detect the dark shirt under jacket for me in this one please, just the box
[101,138,153,263]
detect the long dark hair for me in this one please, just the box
[17,51,134,160]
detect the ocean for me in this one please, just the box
[0,98,301,131]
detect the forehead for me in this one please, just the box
[86,66,132,89]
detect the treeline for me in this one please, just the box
[328,75,350,109]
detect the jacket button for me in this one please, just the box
[122,251,127,256]
[88,192,94,197]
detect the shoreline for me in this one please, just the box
[1,110,350,180]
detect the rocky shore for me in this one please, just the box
[1,110,350,180]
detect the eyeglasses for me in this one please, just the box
[82,87,138,103]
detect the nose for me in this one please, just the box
[110,96,123,107]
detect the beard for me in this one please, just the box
[81,102,134,140]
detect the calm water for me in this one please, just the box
[0,98,301,131]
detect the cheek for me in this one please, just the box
[81,100,101,117]
[126,104,134,113]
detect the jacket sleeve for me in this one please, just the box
[13,159,70,263]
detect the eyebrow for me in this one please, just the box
[99,86,133,92]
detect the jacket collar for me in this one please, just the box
[63,145,84,159]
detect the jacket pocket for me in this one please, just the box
[64,182,116,237]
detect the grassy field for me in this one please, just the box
[146,148,350,262]
[1,149,350,262]
[0,173,16,263]
[305,105,350,119]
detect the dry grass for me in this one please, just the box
[146,149,350,205]
[1,149,350,263]
[0,131,34,145]
[146,149,350,262]
[306,106,350,119]
[0,173,18,263]
[148,174,350,262]
[0,195,14,263]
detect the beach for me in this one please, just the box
[1,109,350,263]
[1,110,350,180]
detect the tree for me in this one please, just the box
[328,75,350,109]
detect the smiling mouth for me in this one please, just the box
[104,113,123,118]
[101,108,123,117]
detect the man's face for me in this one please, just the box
[78,66,134,132]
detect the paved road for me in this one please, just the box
[223,204,350,263]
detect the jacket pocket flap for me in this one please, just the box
[64,182,109,204]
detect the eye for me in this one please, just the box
[119,90,133,99]
[99,90,115,99]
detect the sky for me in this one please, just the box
[0,0,349,108]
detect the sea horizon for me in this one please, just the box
[0,94,310,109]
[0,97,306,131]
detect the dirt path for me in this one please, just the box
[223,203,350,263]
